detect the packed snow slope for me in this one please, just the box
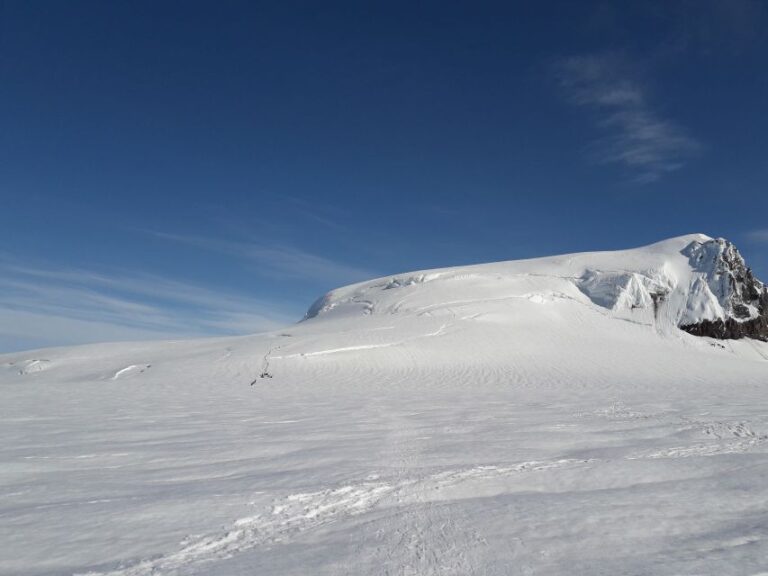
[2,234,768,576]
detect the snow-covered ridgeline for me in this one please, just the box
[306,234,768,340]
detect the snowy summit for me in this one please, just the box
[2,234,768,576]
[307,233,768,341]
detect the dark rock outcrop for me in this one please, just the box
[681,316,768,341]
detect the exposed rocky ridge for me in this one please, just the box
[681,316,768,341]
[680,238,768,341]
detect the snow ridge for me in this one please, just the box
[305,234,767,341]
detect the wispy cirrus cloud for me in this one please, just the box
[0,260,297,352]
[1,230,377,352]
[745,229,768,243]
[556,54,702,183]
[148,231,377,285]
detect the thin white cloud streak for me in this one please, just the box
[0,308,187,350]
[276,194,348,231]
[557,54,702,183]
[745,229,768,243]
[149,232,376,285]
[2,263,295,317]
[0,261,297,351]
[0,232,376,352]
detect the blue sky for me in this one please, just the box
[2,1,768,351]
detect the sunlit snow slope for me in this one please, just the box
[2,234,768,576]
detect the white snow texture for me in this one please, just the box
[2,234,768,576]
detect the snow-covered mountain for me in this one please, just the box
[2,235,768,576]
[306,233,768,341]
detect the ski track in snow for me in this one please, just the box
[76,457,593,576]
[75,412,768,576]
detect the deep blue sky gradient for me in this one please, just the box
[2,1,768,350]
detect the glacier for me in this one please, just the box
[2,234,768,576]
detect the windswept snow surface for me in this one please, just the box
[2,234,768,575]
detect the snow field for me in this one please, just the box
[2,234,768,575]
